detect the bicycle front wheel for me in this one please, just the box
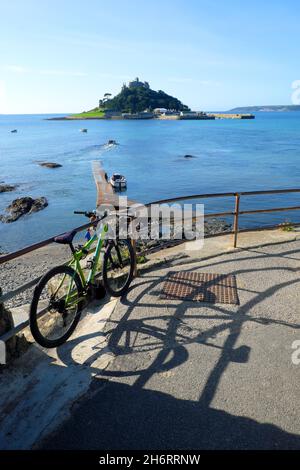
[102,239,135,297]
[30,265,84,348]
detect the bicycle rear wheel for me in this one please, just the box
[102,239,135,297]
[30,265,84,348]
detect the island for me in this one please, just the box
[48,78,254,121]
[228,105,300,113]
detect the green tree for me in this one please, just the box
[103,84,190,113]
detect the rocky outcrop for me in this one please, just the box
[39,162,62,169]
[136,218,232,254]
[0,184,17,193]
[204,218,232,235]
[0,197,48,223]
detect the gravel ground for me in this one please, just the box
[0,244,70,308]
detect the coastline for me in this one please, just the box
[47,113,255,121]
[45,116,106,121]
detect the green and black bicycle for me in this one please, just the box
[29,210,135,348]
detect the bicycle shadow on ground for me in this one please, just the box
[41,378,300,450]
[50,240,300,450]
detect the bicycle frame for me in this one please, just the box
[51,223,109,308]
[70,222,109,288]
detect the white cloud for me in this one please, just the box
[1,65,87,77]
[0,80,5,98]
[168,77,194,84]
[96,72,131,80]
[0,80,7,112]
[168,77,221,86]
[39,69,87,77]
[3,65,27,73]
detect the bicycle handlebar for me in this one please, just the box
[74,210,107,220]
[74,210,97,218]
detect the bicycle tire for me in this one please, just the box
[30,265,84,348]
[102,239,135,297]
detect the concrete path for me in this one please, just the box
[145,226,300,266]
[0,299,118,449]
[41,237,300,450]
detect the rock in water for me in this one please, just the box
[39,162,62,168]
[30,197,48,212]
[0,184,17,193]
[0,196,48,223]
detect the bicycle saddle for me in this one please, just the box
[54,230,77,245]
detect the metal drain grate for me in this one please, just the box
[160,271,239,304]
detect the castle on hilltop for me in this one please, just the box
[127,77,150,89]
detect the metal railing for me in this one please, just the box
[1,187,300,343]
[148,188,300,248]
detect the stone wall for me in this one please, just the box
[0,288,29,365]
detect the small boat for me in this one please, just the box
[110,173,127,189]
[107,139,117,145]
[80,128,88,133]
[11,129,17,133]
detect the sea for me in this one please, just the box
[0,112,300,252]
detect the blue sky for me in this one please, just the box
[0,0,299,113]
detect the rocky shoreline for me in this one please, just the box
[0,160,61,224]
[45,116,105,120]
[136,218,232,254]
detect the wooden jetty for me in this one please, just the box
[92,161,138,211]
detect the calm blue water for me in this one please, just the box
[0,112,300,251]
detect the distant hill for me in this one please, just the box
[228,105,300,113]
[99,78,190,113]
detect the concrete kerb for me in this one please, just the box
[137,228,300,275]
[0,297,119,449]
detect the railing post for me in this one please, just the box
[131,239,138,277]
[0,287,15,364]
[233,193,241,248]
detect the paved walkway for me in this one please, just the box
[42,237,300,450]
[0,299,118,449]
